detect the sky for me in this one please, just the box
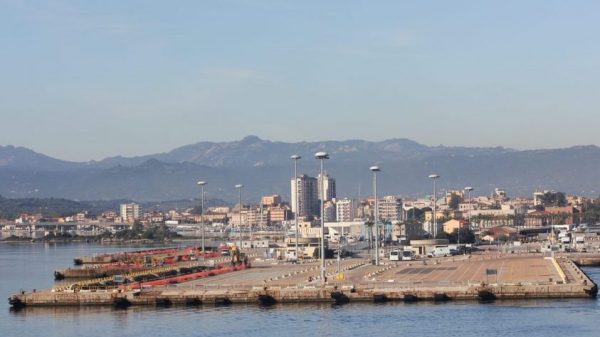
[1,0,600,161]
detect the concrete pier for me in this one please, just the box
[561,253,600,267]
[9,254,598,308]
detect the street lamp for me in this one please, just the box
[315,151,329,281]
[428,174,440,238]
[290,154,301,261]
[463,186,474,247]
[197,181,207,254]
[235,184,244,249]
[370,166,381,265]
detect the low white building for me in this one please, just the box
[325,221,364,239]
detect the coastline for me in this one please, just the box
[0,236,210,245]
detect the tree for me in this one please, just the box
[455,227,476,244]
[448,194,461,210]
[437,228,475,244]
[540,191,567,207]
[312,247,334,259]
[582,200,600,224]
[435,231,450,240]
[132,221,144,232]
[406,208,425,222]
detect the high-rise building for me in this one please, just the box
[378,196,402,224]
[318,173,336,201]
[291,174,319,218]
[336,198,356,222]
[120,203,141,223]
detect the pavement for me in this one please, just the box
[176,253,562,290]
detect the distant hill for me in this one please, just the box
[0,195,130,219]
[89,135,514,169]
[0,195,227,219]
[0,137,599,202]
[0,145,85,171]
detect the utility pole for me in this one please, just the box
[291,154,301,260]
[197,181,207,254]
[370,166,381,265]
[315,152,329,281]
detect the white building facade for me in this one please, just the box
[336,198,356,222]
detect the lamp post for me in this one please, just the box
[197,181,207,254]
[370,166,381,265]
[291,154,301,260]
[429,174,440,237]
[315,151,329,281]
[235,184,244,249]
[463,186,474,247]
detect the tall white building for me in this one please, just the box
[336,198,356,222]
[291,175,319,218]
[120,203,141,223]
[317,173,336,201]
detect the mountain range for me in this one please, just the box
[1,136,599,202]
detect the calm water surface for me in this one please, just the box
[1,243,599,337]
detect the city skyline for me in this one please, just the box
[2,1,600,160]
[3,1,600,334]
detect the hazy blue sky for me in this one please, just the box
[1,0,600,161]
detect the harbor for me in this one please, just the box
[8,246,598,308]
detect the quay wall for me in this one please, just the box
[10,281,597,308]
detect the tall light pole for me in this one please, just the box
[235,184,244,249]
[315,151,329,281]
[463,186,474,247]
[370,166,381,265]
[197,181,207,254]
[429,174,440,238]
[291,154,301,260]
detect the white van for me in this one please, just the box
[390,250,400,261]
[432,245,451,257]
[401,250,415,261]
